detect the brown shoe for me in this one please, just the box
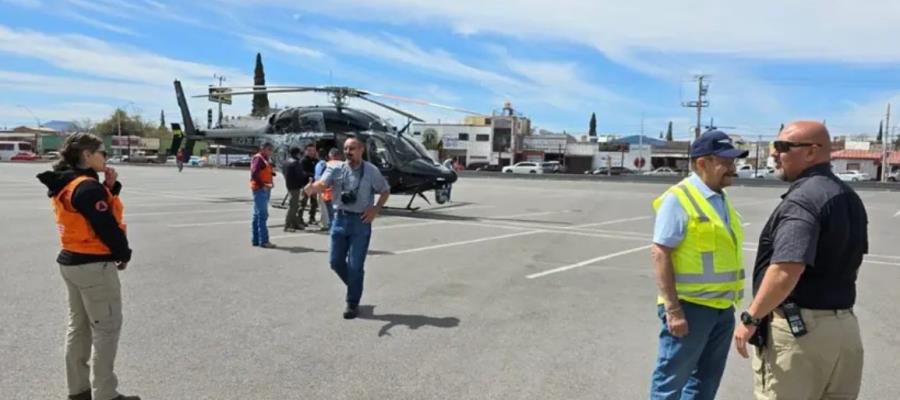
[260,242,277,249]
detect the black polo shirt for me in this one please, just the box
[752,163,868,309]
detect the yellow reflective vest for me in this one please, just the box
[653,178,745,310]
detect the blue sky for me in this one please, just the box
[4,0,900,140]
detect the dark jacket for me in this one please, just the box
[301,156,317,176]
[283,157,308,190]
[36,167,132,265]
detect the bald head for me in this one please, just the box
[772,120,832,182]
[782,121,832,157]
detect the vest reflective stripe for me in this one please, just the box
[678,289,743,300]
[653,177,745,309]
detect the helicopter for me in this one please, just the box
[171,80,476,210]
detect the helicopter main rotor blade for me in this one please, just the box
[191,87,323,98]
[365,91,481,115]
[356,96,424,122]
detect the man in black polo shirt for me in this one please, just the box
[733,121,868,399]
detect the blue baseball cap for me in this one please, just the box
[690,130,749,158]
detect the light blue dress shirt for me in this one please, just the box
[652,174,733,248]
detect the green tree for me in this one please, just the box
[877,120,883,142]
[159,109,166,130]
[589,113,597,137]
[422,128,440,150]
[666,121,674,141]
[252,52,270,117]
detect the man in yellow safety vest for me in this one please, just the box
[648,130,749,400]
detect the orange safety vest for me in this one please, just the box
[321,160,341,202]
[52,176,126,255]
[250,153,273,191]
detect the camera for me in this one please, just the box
[340,191,357,205]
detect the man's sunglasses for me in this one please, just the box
[772,141,819,153]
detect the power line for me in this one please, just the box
[681,74,709,139]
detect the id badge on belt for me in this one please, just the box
[780,302,808,337]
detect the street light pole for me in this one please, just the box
[16,105,42,153]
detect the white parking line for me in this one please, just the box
[269,221,445,240]
[526,245,653,279]
[894,210,900,218]
[128,208,249,217]
[575,215,652,227]
[392,230,546,255]
[168,220,251,228]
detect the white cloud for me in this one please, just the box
[0,24,248,86]
[242,35,324,59]
[258,0,900,65]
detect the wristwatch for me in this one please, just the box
[740,311,762,327]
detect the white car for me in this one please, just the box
[837,170,870,182]
[643,167,679,176]
[502,162,544,174]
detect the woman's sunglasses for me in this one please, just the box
[772,140,819,153]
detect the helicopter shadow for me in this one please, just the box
[380,205,580,227]
[356,305,460,337]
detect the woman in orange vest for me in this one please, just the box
[37,133,139,400]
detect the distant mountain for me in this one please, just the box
[42,120,77,132]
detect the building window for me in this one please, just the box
[413,131,421,136]
[847,162,861,171]
[458,133,469,141]
[476,134,490,142]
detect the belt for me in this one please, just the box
[336,209,362,215]
[773,308,853,319]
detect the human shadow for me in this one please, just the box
[271,246,327,254]
[356,305,460,337]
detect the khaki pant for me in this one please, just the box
[753,308,863,400]
[60,262,123,400]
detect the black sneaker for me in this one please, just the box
[111,395,141,400]
[68,391,91,400]
[343,304,358,319]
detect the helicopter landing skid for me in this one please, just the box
[384,192,431,212]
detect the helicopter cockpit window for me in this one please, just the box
[389,134,434,165]
[367,136,393,168]
[297,112,326,132]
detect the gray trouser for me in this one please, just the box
[60,262,123,400]
[286,189,303,228]
[318,194,330,229]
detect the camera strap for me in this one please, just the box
[346,162,364,194]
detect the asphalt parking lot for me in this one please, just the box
[2,162,899,399]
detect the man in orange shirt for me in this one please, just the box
[250,142,276,248]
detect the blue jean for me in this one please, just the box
[329,210,372,306]
[650,301,734,400]
[325,201,334,228]
[251,188,270,245]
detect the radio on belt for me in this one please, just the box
[781,302,808,337]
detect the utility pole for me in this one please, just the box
[639,113,645,172]
[214,73,226,128]
[681,75,709,139]
[755,135,762,178]
[883,103,891,182]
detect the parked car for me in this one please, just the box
[587,166,632,175]
[0,141,34,160]
[643,167,679,176]
[44,151,61,160]
[888,168,899,182]
[735,164,776,179]
[188,155,207,167]
[10,151,40,161]
[473,164,503,172]
[542,161,566,173]
[502,162,544,174]
[228,156,252,167]
[837,170,870,182]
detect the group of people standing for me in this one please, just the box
[37,122,872,400]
